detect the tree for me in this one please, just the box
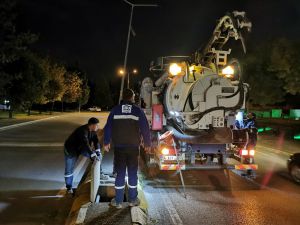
[78,78,90,112]
[42,59,66,113]
[94,78,113,110]
[242,41,286,108]
[0,0,38,100]
[268,39,300,95]
[61,71,82,111]
[6,52,48,115]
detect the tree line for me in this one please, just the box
[0,0,91,117]
[242,38,300,108]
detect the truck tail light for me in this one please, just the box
[241,149,248,156]
[161,148,170,155]
[249,149,255,156]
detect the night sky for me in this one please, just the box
[17,0,300,83]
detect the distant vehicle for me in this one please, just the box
[288,153,300,184]
[0,104,10,110]
[88,106,101,112]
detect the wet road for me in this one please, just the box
[0,113,299,225]
[0,112,107,225]
[142,135,300,225]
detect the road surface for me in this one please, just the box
[0,112,299,225]
[141,134,300,225]
[0,112,108,225]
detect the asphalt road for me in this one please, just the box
[141,136,300,225]
[0,112,108,225]
[1,113,300,225]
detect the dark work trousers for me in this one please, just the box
[64,148,90,189]
[114,147,139,204]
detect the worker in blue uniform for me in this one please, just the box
[104,89,151,209]
[244,112,258,147]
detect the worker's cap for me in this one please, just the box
[88,117,99,125]
[123,88,135,100]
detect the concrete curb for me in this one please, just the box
[65,168,92,225]
[65,171,150,225]
[131,181,149,225]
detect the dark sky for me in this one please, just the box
[17,0,300,83]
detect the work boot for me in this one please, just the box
[100,173,109,180]
[129,198,140,207]
[66,188,74,196]
[110,198,122,209]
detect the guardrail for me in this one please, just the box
[90,158,101,203]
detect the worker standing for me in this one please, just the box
[104,89,151,209]
[64,117,103,195]
[244,112,258,147]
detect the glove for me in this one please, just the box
[90,152,100,161]
[95,149,101,156]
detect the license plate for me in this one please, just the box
[163,156,183,161]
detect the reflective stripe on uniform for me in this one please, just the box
[64,173,73,178]
[113,115,139,121]
[115,185,125,189]
[128,184,137,189]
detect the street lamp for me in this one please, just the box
[118,0,158,103]
[118,69,125,76]
[127,68,138,88]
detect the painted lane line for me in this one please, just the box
[158,188,183,225]
[0,115,62,132]
[0,142,64,147]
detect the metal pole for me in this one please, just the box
[127,72,130,89]
[119,5,134,103]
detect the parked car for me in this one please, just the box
[287,153,300,184]
[88,106,101,112]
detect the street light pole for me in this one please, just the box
[118,0,157,103]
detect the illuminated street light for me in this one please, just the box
[118,0,158,103]
[127,68,138,88]
[119,69,125,76]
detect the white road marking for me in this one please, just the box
[0,142,63,147]
[159,188,183,225]
[0,115,63,132]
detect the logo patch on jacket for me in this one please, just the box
[122,104,132,113]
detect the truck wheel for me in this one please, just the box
[290,163,300,184]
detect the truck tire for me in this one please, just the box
[290,163,300,184]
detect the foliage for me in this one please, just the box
[242,38,300,107]
[62,71,82,103]
[5,52,48,112]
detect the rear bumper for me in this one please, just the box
[234,164,258,170]
[158,163,258,171]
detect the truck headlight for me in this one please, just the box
[222,65,234,78]
[169,63,182,76]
